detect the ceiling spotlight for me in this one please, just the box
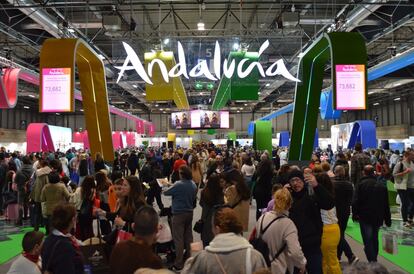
[394,97,401,101]
[143,92,146,96]
[373,102,380,106]
[163,38,170,45]
[160,108,163,111]
[233,43,239,50]
[239,107,243,110]
[67,28,75,33]
[132,84,137,88]
[155,104,159,107]
[237,110,240,113]
[265,83,270,87]
[23,106,30,109]
[56,113,61,115]
[197,21,205,30]
[258,92,261,95]
[291,4,295,12]
[28,94,35,98]
[244,103,248,106]
[80,109,84,112]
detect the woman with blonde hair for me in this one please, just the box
[190,155,203,188]
[255,188,307,274]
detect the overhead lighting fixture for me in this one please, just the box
[237,110,240,113]
[258,92,261,95]
[132,84,138,88]
[394,97,401,101]
[373,102,380,106]
[197,21,205,30]
[160,108,163,111]
[155,104,159,107]
[67,28,75,33]
[163,38,170,45]
[28,94,36,98]
[265,83,270,87]
[239,107,243,110]
[233,42,239,50]
[80,109,84,112]
[23,106,30,109]
[56,113,61,115]
[143,92,146,96]
[111,101,125,104]
[244,103,248,106]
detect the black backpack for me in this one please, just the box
[250,214,286,267]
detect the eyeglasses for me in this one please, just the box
[289,177,303,184]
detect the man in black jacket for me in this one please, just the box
[352,165,391,262]
[14,156,34,226]
[127,151,139,176]
[288,169,335,274]
[333,165,358,264]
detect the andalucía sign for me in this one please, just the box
[115,40,300,85]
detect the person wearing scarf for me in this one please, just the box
[7,231,44,274]
[41,203,84,274]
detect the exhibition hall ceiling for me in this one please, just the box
[0,0,413,115]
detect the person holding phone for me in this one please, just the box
[285,169,335,274]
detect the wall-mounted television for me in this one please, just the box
[170,110,229,129]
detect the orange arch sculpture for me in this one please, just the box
[40,39,114,162]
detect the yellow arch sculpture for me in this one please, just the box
[39,38,114,162]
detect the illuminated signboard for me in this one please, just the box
[170,110,229,129]
[335,65,366,110]
[41,68,72,112]
[116,40,300,85]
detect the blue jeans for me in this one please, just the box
[304,249,323,274]
[359,221,380,262]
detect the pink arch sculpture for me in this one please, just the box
[0,68,39,108]
[26,123,55,153]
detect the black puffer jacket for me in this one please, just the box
[352,175,391,227]
[289,184,335,254]
[333,176,353,220]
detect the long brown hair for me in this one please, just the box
[120,176,146,220]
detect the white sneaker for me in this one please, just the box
[403,222,412,228]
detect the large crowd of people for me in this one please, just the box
[0,143,409,274]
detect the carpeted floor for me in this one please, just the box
[346,219,414,274]
[0,220,44,264]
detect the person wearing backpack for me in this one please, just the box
[287,169,335,274]
[254,188,306,274]
[181,207,267,274]
[393,151,414,228]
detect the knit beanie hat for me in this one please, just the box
[287,169,305,182]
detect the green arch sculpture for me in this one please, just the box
[289,32,367,161]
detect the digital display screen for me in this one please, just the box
[171,110,229,129]
[171,111,192,129]
[335,64,366,110]
[41,68,72,112]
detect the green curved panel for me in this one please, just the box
[289,32,367,161]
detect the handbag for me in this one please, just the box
[116,229,133,243]
[80,220,111,274]
[193,219,204,234]
[157,216,173,243]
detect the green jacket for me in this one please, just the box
[30,166,52,203]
